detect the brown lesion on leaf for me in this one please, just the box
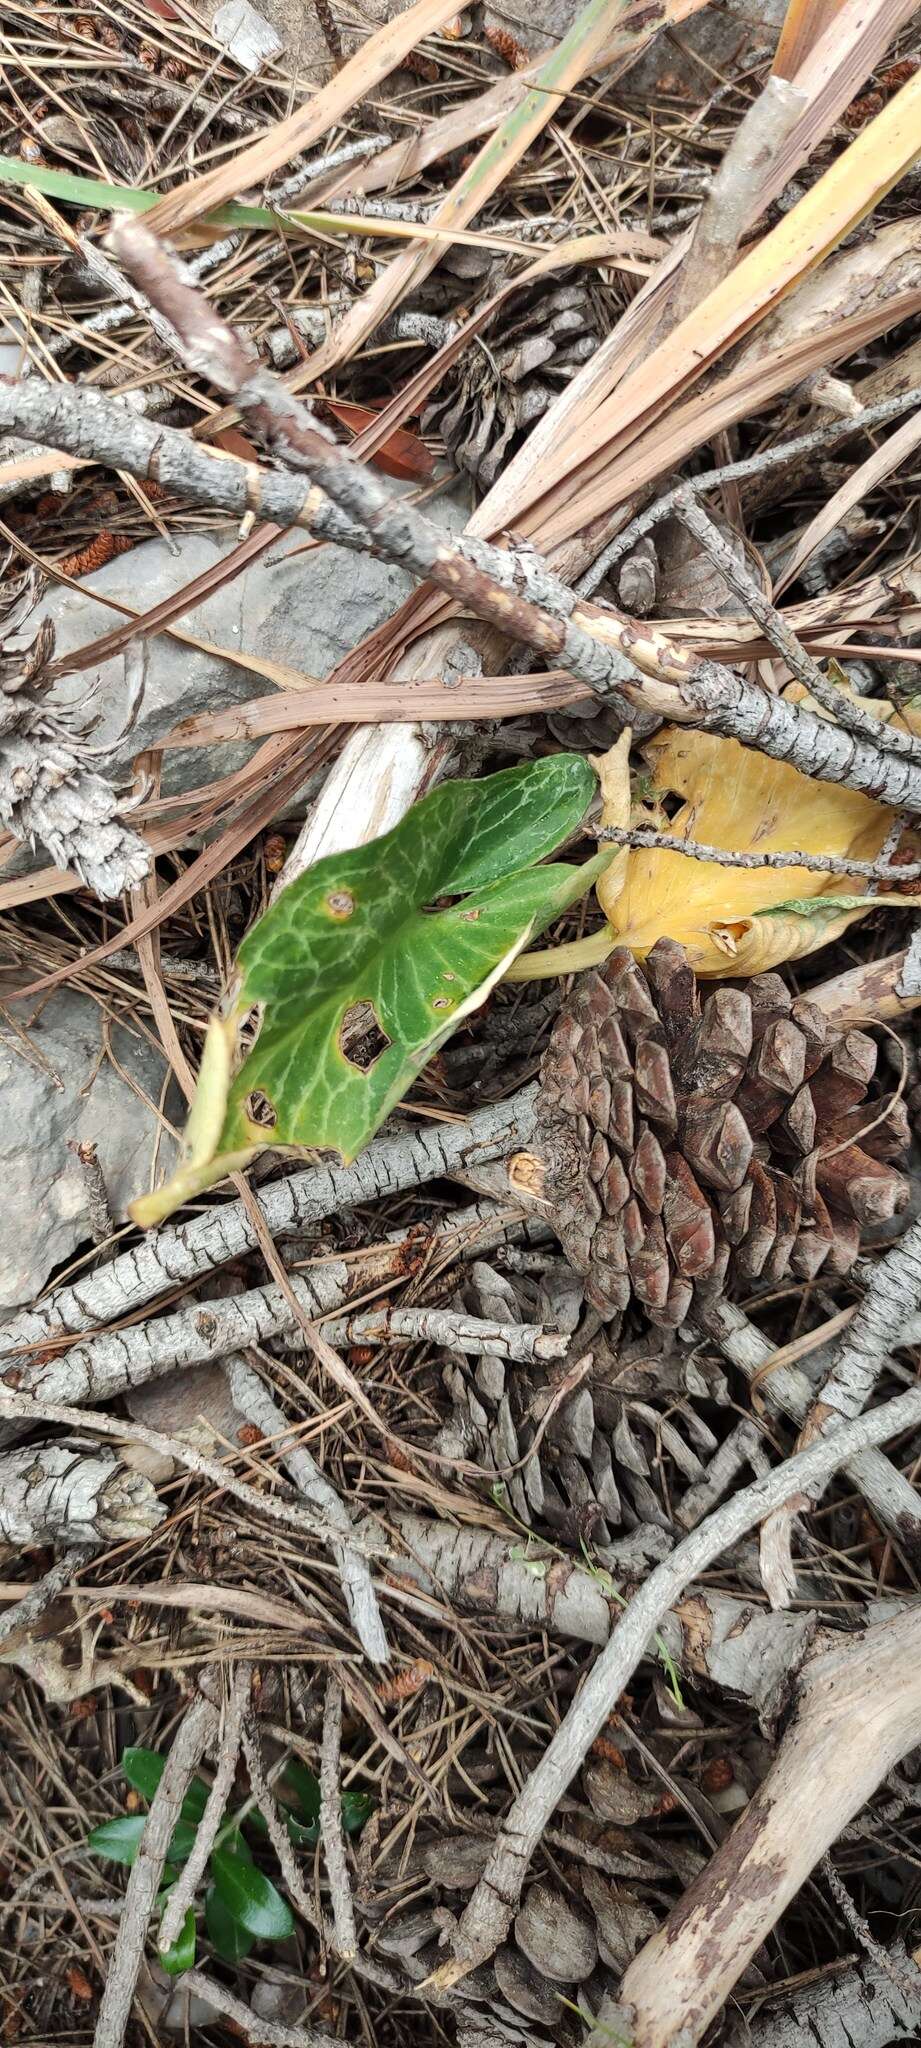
[244,1089,277,1130]
[325,888,356,919]
[339,1000,391,1073]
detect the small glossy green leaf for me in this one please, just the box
[122,1746,209,1825]
[159,1906,196,1977]
[282,1760,321,1827]
[211,1846,295,1940]
[340,1788,373,1835]
[205,1884,255,1962]
[88,1814,199,1866]
[88,1816,147,1866]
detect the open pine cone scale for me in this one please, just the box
[536,939,910,1327]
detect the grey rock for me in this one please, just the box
[42,530,421,801]
[0,988,179,1311]
[212,0,283,71]
[483,0,786,69]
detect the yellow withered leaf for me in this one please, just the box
[607,725,894,977]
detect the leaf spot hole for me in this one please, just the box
[245,1089,277,1130]
[431,996,453,1012]
[339,1000,391,1073]
[325,889,356,919]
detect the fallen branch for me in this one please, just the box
[0,1087,538,1356]
[93,1690,218,2048]
[617,1608,921,2047]
[320,1677,357,1960]
[810,945,921,1023]
[807,1210,921,1429]
[393,1515,814,1717]
[2,1272,565,1422]
[8,337,921,819]
[157,1664,251,1954]
[664,76,808,331]
[731,1945,921,2048]
[0,1552,87,1654]
[0,1391,385,1563]
[693,1297,921,1560]
[226,1355,389,1666]
[0,1444,164,1547]
[436,1384,921,1982]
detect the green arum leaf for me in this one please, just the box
[131,756,609,1227]
[158,1905,196,1977]
[121,1747,209,1826]
[205,1884,256,1962]
[210,1845,295,1940]
[87,1815,200,1868]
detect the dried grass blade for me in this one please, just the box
[143,0,472,236]
[264,0,640,392]
[486,0,919,535]
[519,70,921,537]
[329,0,711,200]
[773,0,855,78]
[161,671,585,745]
[776,405,921,594]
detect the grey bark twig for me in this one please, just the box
[0,1256,562,1434]
[320,1677,358,1960]
[807,1209,921,1430]
[439,1384,921,1984]
[92,1690,218,2048]
[0,1552,88,1653]
[0,1087,538,1356]
[732,1946,921,2048]
[226,1354,389,1666]
[673,486,921,762]
[157,1664,251,1954]
[0,1443,164,1546]
[180,1967,337,2048]
[239,1717,331,1939]
[10,264,921,818]
[693,1296,921,1560]
[578,382,921,594]
[594,824,921,881]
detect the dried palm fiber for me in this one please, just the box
[534,939,910,1328]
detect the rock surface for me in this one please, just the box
[482,0,788,67]
[43,530,425,799]
[0,987,179,1312]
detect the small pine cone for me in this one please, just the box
[422,278,600,491]
[536,939,910,1328]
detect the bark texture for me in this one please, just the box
[394,1514,814,1716]
[0,1444,164,1546]
[619,1608,921,2047]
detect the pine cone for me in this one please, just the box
[536,939,910,1328]
[421,278,599,491]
